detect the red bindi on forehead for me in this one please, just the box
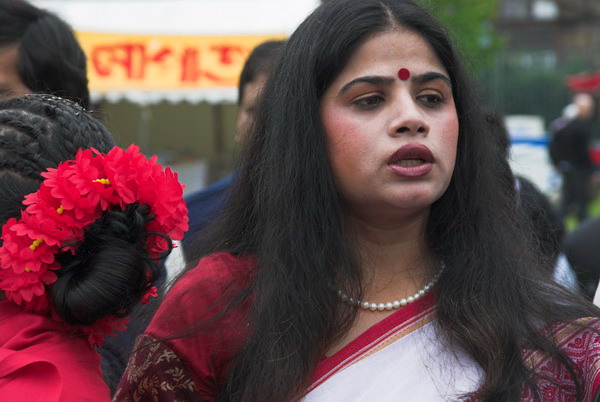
[398,68,410,81]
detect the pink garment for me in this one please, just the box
[0,300,110,401]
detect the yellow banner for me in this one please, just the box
[76,32,285,91]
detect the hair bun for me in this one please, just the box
[51,204,159,325]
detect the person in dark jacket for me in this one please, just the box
[181,40,285,263]
[550,93,596,221]
[488,109,578,290]
[564,217,600,299]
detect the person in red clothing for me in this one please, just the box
[117,1,600,400]
[0,302,110,401]
[0,95,186,401]
[0,96,114,401]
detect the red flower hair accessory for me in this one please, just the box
[0,145,188,346]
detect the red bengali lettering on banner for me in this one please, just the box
[92,43,173,80]
[77,32,285,91]
[180,45,247,84]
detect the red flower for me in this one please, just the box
[0,267,57,313]
[68,149,122,211]
[12,210,76,247]
[82,316,131,348]
[23,185,82,229]
[0,218,60,274]
[141,286,158,304]
[103,146,143,206]
[0,144,188,346]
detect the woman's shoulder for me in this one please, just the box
[528,317,600,367]
[553,317,600,359]
[0,301,110,401]
[523,317,600,400]
[157,251,254,317]
[146,250,254,340]
[140,252,254,398]
[169,251,254,292]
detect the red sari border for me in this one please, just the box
[309,292,437,392]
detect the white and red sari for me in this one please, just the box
[306,292,481,400]
[307,291,600,401]
[116,253,600,401]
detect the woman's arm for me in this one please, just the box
[114,252,254,401]
[113,335,201,401]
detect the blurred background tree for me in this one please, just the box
[417,0,503,77]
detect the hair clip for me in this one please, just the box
[24,93,86,112]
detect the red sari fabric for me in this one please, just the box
[115,252,600,401]
[0,300,110,402]
[116,252,253,400]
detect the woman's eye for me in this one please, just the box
[353,95,384,109]
[418,93,445,107]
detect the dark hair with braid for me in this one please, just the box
[179,0,600,400]
[0,0,89,107]
[0,95,163,325]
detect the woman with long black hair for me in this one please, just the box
[117,1,600,400]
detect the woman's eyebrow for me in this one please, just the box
[338,76,395,96]
[337,71,452,97]
[412,71,452,88]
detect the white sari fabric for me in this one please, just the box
[305,293,600,401]
[304,294,481,401]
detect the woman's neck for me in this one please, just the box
[348,209,438,301]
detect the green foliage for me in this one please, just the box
[416,0,504,76]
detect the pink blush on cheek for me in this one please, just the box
[322,108,371,167]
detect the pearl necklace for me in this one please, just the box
[337,262,444,311]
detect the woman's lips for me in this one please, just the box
[387,144,434,178]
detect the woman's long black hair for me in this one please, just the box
[184,0,600,400]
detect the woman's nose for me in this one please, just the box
[388,96,430,137]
